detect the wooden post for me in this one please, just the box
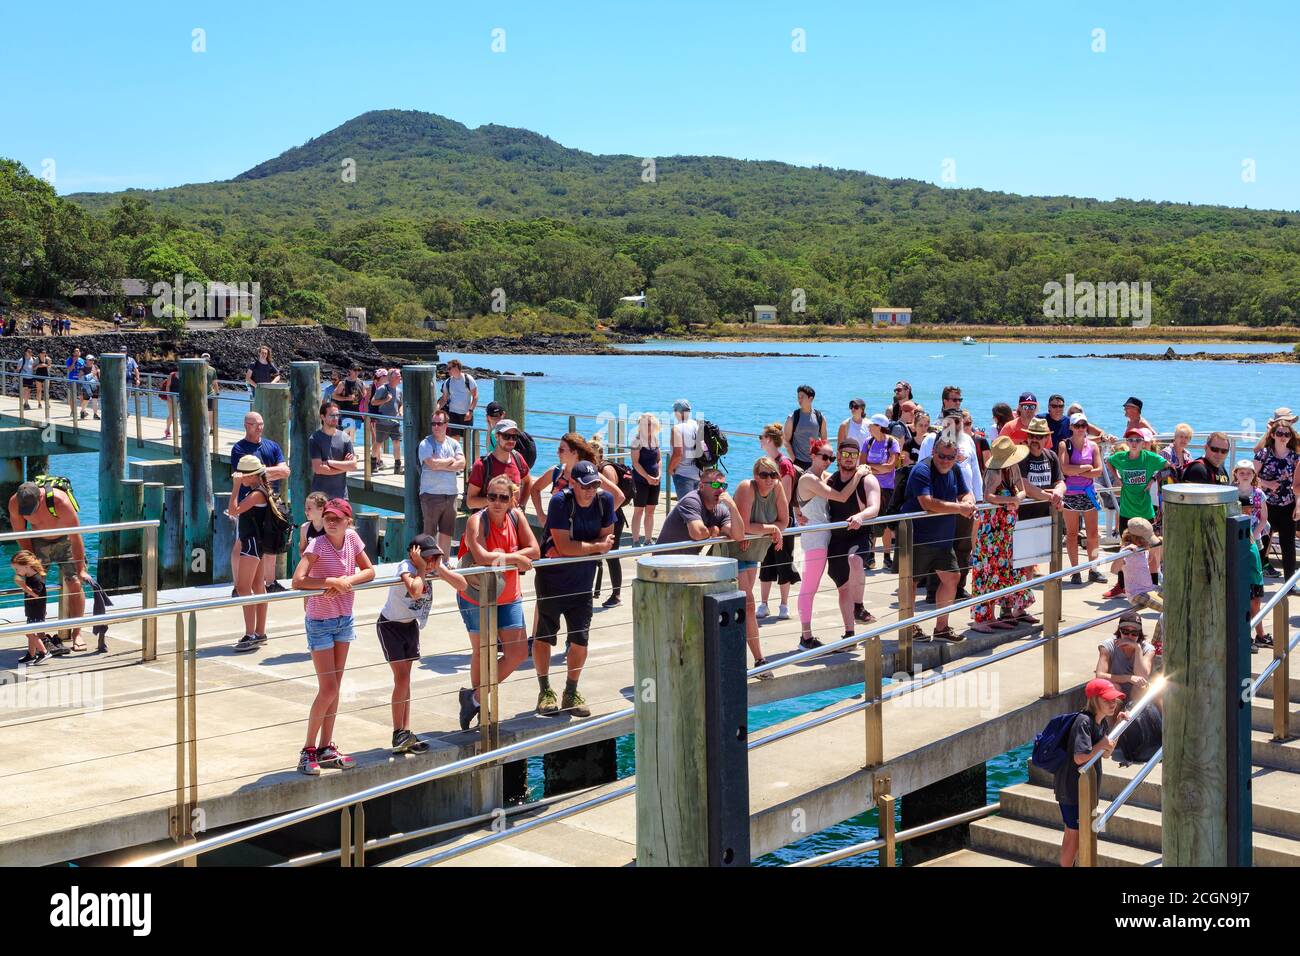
[255,382,291,580]
[494,374,526,431]
[1042,507,1063,698]
[289,362,321,567]
[97,354,128,590]
[1162,483,1249,866]
[179,359,214,585]
[1077,764,1099,866]
[161,485,186,590]
[382,514,407,563]
[633,554,738,867]
[401,365,436,541]
[142,482,164,661]
[1274,596,1291,741]
[864,635,884,768]
[118,478,144,590]
[0,458,22,533]
[213,492,235,584]
[897,518,915,676]
[354,512,380,560]
[875,777,896,867]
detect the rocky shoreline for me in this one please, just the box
[1050,346,1298,364]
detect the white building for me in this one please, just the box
[871,307,913,327]
[752,304,779,324]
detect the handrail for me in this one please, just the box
[1094,747,1163,834]
[1251,568,1300,631]
[1079,674,1167,773]
[0,518,159,544]
[787,803,1002,867]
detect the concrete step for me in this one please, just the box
[917,847,1030,867]
[969,814,1160,867]
[1252,671,1300,705]
[1252,731,1300,773]
[1251,698,1300,733]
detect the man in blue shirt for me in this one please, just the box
[899,437,976,643]
[532,461,615,718]
[229,411,290,598]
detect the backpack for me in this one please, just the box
[514,430,538,469]
[607,459,635,503]
[1030,711,1084,774]
[886,419,911,447]
[30,475,79,516]
[258,491,292,554]
[464,450,528,509]
[790,408,825,454]
[693,419,729,469]
[461,507,523,595]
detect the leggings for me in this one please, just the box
[798,548,829,624]
[594,510,627,594]
[1266,502,1297,580]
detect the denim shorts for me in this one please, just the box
[737,559,759,572]
[456,593,525,633]
[305,614,356,651]
[672,475,700,499]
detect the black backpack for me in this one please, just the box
[258,491,292,554]
[607,460,635,503]
[515,430,538,469]
[694,420,729,469]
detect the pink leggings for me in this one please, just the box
[799,548,828,624]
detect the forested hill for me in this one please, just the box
[9,108,1300,333]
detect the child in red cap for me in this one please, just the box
[1054,678,1128,867]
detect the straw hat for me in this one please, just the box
[1269,407,1298,426]
[236,454,266,475]
[985,435,1029,470]
[1025,417,1052,438]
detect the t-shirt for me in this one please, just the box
[863,435,900,490]
[657,490,732,553]
[1122,550,1156,596]
[1107,449,1166,519]
[1043,414,1071,450]
[1052,712,1106,806]
[1021,449,1062,521]
[1098,636,1155,681]
[381,559,433,626]
[899,457,969,547]
[999,419,1032,446]
[371,382,399,418]
[418,434,463,495]
[468,450,528,493]
[538,489,615,596]
[125,356,138,381]
[304,529,366,620]
[230,437,286,503]
[442,373,477,414]
[65,357,84,380]
[309,429,354,499]
[1181,457,1228,486]
[672,419,701,479]
[248,359,279,384]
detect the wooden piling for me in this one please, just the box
[494,374,526,431]
[213,492,234,584]
[354,512,380,561]
[179,359,213,585]
[633,554,737,867]
[97,354,128,589]
[255,382,291,579]
[161,485,186,590]
[401,365,436,540]
[382,514,407,563]
[1162,483,1249,866]
[289,362,321,567]
[0,458,22,533]
[118,478,144,590]
[25,455,48,482]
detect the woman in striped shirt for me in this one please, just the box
[291,497,375,775]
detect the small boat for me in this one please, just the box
[961,336,977,345]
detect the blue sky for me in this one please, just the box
[3,0,1297,209]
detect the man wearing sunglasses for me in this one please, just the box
[999,391,1039,446]
[657,466,746,554]
[1181,432,1231,485]
[826,440,883,634]
[467,419,533,512]
[898,437,976,643]
[418,412,466,556]
[919,410,983,600]
[309,401,358,500]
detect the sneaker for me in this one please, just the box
[46,638,70,657]
[798,636,825,650]
[393,463,403,475]
[883,555,896,572]
[602,593,622,609]
[298,747,321,776]
[910,626,933,643]
[254,633,268,646]
[30,651,47,665]
[561,688,591,717]
[756,603,770,620]
[1102,585,1126,600]
[231,586,239,597]
[777,604,790,620]
[1070,573,1084,586]
[233,634,259,653]
[409,735,428,754]
[933,626,965,644]
[458,687,480,730]
[753,659,775,681]
[1088,569,1108,584]
[537,688,560,715]
[265,580,286,593]
[392,729,419,753]
[93,412,100,420]
[17,652,35,664]
[79,411,87,420]
[865,553,877,568]
[317,743,355,770]
[954,588,971,601]
[1264,564,1282,579]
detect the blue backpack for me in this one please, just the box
[1030,711,1083,774]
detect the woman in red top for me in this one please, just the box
[455,475,541,730]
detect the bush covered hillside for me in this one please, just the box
[7,109,1300,332]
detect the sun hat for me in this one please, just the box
[1124,517,1156,544]
[323,498,353,520]
[1025,417,1052,437]
[235,454,266,475]
[1085,677,1125,701]
[1269,407,1298,426]
[985,435,1029,470]
[1123,396,1144,411]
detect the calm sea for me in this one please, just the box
[10,339,1288,864]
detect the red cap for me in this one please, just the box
[1085,678,1124,701]
[323,498,353,520]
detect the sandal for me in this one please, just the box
[70,640,87,652]
[970,622,1001,634]
[988,619,1018,630]
[1013,613,1040,626]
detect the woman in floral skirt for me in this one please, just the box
[970,436,1034,632]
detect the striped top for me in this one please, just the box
[304,529,366,620]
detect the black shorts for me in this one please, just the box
[827,528,872,588]
[633,480,660,508]
[913,542,958,577]
[759,532,801,584]
[375,419,400,441]
[239,534,263,559]
[377,614,421,662]
[22,377,35,390]
[534,588,594,648]
[446,410,472,436]
[25,599,46,624]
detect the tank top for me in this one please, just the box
[457,510,522,606]
[1065,439,1095,492]
[863,436,897,490]
[827,470,868,523]
[790,408,823,464]
[844,418,870,451]
[305,520,326,542]
[797,478,832,551]
[635,445,660,484]
[713,481,776,564]
[23,573,47,621]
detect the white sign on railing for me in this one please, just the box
[1012,515,1053,569]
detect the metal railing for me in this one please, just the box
[1250,568,1300,742]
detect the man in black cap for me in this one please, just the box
[1000,392,1039,445]
[7,480,92,650]
[484,401,505,454]
[1122,396,1155,435]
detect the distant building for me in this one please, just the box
[871,307,913,327]
[752,304,779,324]
[66,278,152,307]
[346,307,368,333]
[619,293,647,309]
[423,315,448,332]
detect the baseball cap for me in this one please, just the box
[493,418,521,435]
[1069,412,1089,426]
[323,498,353,520]
[870,413,890,428]
[1124,396,1144,411]
[1233,458,1257,474]
[1085,677,1125,701]
[374,368,388,378]
[673,399,692,413]
[571,461,601,486]
[1124,427,1155,442]
[16,482,40,516]
[410,533,443,558]
[1018,392,1038,406]
[486,401,505,417]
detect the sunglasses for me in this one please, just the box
[817,453,835,462]
[935,452,957,462]
[498,435,518,443]
[1118,627,1143,637]
[707,480,728,490]
[486,492,512,503]
[1049,403,1065,408]
[1208,445,1229,454]
[839,450,860,458]
[1274,430,1292,438]
[756,472,779,480]
[432,420,448,426]
[1071,423,1087,429]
